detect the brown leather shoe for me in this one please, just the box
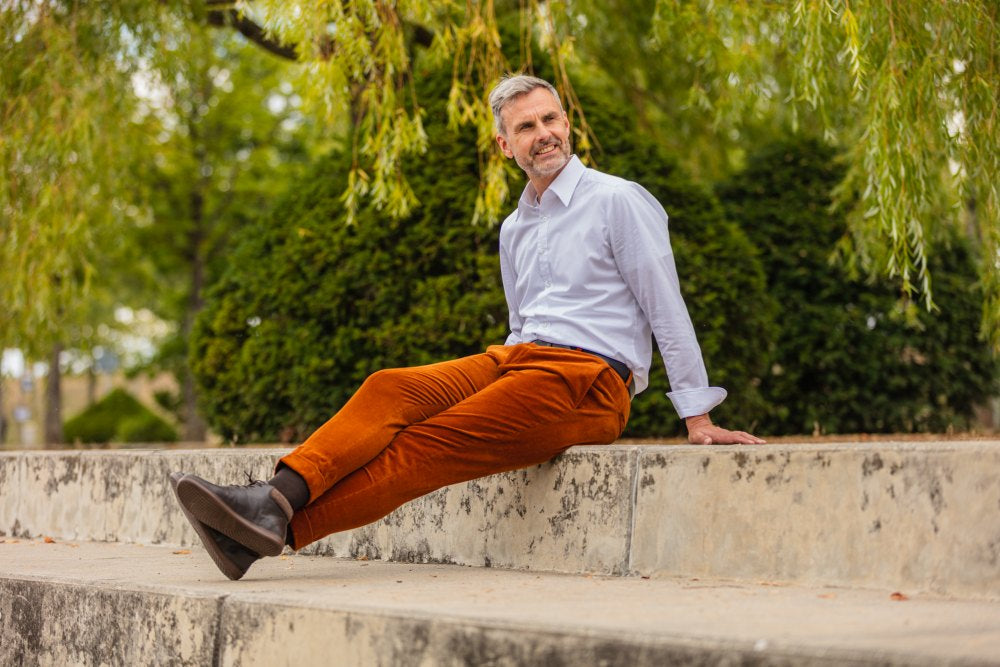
[169,472,261,580]
[175,473,292,557]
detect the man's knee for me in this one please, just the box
[360,367,416,395]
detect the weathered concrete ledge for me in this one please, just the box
[1,441,998,598]
[3,541,999,666]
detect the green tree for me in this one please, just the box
[131,26,314,441]
[1,4,313,443]
[720,138,998,434]
[1,2,164,353]
[1,1,583,361]
[1,3,154,444]
[631,1,1000,346]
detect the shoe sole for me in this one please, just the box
[169,473,252,581]
[175,475,286,557]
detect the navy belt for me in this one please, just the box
[531,340,634,398]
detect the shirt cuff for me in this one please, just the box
[666,387,728,418]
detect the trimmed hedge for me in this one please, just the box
[718,138,998,434]
[63,388,178,444]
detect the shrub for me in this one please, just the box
[63,388,178,444]
[116,412,179,444]
[718,137,998,434]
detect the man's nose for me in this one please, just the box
[535,124,554,143]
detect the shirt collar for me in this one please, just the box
[518,155,586,210]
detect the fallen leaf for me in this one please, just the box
[43,536,56,544]
[641,576,651,580]
[172,550,191,555]
[356,555,369,561]
[279,555,288,560]
[890,591,908,601]
[818,593,836,599]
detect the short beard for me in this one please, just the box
[517,139,571,179]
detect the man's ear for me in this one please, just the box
[496,133,514,159]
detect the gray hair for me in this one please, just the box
[489,74,563,136]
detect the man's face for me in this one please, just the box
[496,87,572,182]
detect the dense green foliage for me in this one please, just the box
[191,65,773,441]
[719,138,998,434]
[115,412,180,444]
[192,70,507,442]
[5,2,1000,400]
[63,388,178,445]
[560,1,1000,346]
[132,29,316,440]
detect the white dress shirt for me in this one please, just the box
[499,155,727,418]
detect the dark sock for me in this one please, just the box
[268,466,310,512]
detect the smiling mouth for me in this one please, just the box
[534,143,559,157]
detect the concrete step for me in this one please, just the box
[2,539,998,666]
[2,442,999,599]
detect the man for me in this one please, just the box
[171,74,763,581]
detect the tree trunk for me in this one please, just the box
[182,181,208,443]
[0,377,7,446]
[44,343,63,447]
[86,358,97,406]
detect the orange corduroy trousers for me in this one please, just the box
[278,342,632,549]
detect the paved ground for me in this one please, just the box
[3,539,999,665]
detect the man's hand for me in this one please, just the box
[685,414,765,445]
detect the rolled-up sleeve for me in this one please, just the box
[608,183,727,418]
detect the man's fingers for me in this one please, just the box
[734,431,766,445]
[689,428,766,446]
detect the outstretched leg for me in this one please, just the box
[277,349,503,498]
[171,344,630,575]
[288,344,630,547]
[172,349,503,578]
